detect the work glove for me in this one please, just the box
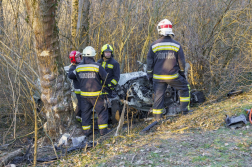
[102,87,109,94]
[179,70,186,79]
[107,84,115,90]
[76,116,82,122]
[147,73,153,83]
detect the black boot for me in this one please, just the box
[83,130,92,137]
[154,114,162,121]
[100,128,112,136]
[182,110,193,115]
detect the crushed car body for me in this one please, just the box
[63,62,205,117]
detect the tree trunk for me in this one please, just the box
[71,0,79,50]
[25,0,73,141]
[0,0,3,38]
[77,0,90,51]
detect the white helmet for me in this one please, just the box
[82,46,96,57]
[157,19,174,36]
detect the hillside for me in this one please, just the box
[54,89,252,166]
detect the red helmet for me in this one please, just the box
[69,51,82,63]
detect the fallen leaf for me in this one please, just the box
[105,144,111,147]
[148,160,153,164]
[153,150,162,153]
[135,160,144,165]
[119,161,125,165]
[202,152,212,156]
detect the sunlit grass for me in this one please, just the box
[56,90,252,166]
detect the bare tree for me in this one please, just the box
[71,0,90,51]
[77,0,90,51]
[25,0,73,140]
[71,0,79,49]
[0,0,3,37]
[0,0,251,145]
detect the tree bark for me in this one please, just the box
[0,148,24,166]
[71,0,79,50]
[0,0,3,38]
[25,0,73,141]
[77,0,90,51]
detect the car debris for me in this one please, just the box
[57,133,70,147]
[190,90,205,104]
[227,89,243,97]
[139,121,158,134]
[225,114,247,129]
[245,108,252,124]
[34,63,205,126]
[71,136,86,147]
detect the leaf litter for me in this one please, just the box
[55,91,252,166]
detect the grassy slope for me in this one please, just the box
[57,90,252,167]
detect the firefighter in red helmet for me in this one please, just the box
[68,51,83,122]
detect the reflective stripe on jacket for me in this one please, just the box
[147,36,186,82]
[97,57,120,88]
[75,57,108,98]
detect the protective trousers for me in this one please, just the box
[105,91,121,124]
[76,94,82,118]
[153,75,190,119]
[81,96,109,136]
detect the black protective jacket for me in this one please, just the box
[147,36,186,82]
[68,64,81,94]
[68,57,108,98]
[97,57,120,88]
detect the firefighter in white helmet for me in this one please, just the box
[147,19,191,120]
[69,46,110,136]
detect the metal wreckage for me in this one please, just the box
[64,62,205,124]
[17,63,205,164]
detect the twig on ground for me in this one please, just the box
[114,103,126,137]
[0,148,24,166]
[44,125,59,160]
[131,154,136,164]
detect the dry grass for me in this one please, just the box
[165,89,252,132]
[2,88,251,166]
[52,89,252,166]
[0,1,251,165]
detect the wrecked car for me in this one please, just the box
[64,62,205,123]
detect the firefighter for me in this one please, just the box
[97,44,120,96]
[97,44,120,124]
[147,19,191,120]
[70,46,110,136]
[68,51,82,122]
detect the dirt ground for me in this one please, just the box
[1,91,252,166]
[89,127,252,167]
[2,121,252,166]
[54,91,252,167]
